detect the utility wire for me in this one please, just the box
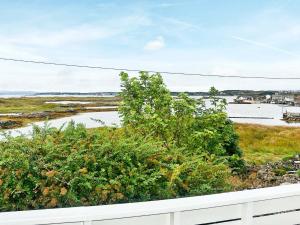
[0,56,300,80]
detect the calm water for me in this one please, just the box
[227,104,300,126]
[2,97,300,138]
[2,112,120,138]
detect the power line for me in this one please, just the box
[0,56,300,80]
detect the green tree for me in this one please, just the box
[119,72,243,161]
[119,71,174,146]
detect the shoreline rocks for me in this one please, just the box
[245,155,300,188]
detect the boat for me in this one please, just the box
[283,112,300,122]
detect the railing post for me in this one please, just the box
[241,202,253,225]
[170,212,181,225]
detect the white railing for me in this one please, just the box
[1,183,300,225]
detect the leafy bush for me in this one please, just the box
[0,123,231,211]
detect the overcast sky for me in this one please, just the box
[1,0,300,92]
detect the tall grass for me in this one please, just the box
[235,123,300,164]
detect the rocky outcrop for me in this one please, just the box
[245,155,300,189]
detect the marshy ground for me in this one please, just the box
[233,123,300,189]
[236,123,300,164]
[0,96,120,129]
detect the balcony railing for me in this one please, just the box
[1,183,300,225]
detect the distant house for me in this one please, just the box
[271,93,284,103]
[295,95,300,106]
[271,93,294,104]
[234,96,256,104]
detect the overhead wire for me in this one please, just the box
[0,56,299,80]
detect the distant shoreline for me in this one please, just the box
[1,90,300,97]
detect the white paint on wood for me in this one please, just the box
[48,223,83,225]
[171,212,181,225]
[92,214,169,225]
[241,202,253,225]
[0,184,300,225]
[180,204,242,225]
[253,211,300,225]
[253,195,300,215]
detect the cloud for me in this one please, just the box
[144,36,165,51]
[0,25,117,47]
[0,40,45,60]
[154,3,181,8]
[0,14,153,48]
[230,35,300,57]
[163,17,202,31]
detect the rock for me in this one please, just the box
[0,120,22,129]
[245,155,300,188]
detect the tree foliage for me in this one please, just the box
[119,72,243,160]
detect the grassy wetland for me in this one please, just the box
[0,96,120,129]
[236,123,300,164]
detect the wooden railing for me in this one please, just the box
[1,183,300,225]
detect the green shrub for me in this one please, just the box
[0,123,231,211]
